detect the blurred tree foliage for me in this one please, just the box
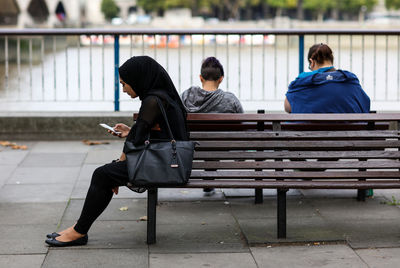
[101,0,120,20]
[303,0,333,21]
[266,0,297,17]
[338,0,377,12]
[136,0,380,20]
[385,0,400,9]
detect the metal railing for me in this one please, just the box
[1,28,400,111]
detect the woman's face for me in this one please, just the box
[120,79,138,98]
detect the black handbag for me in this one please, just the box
[124,97,196,187]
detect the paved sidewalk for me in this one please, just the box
[1,140,400,267]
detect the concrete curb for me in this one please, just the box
[0,112,134,140]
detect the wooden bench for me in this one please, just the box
[142,113,400,244]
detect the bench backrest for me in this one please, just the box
[187,113,400,182]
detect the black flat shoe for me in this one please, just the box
[45,234,88,247]
[46,232,60,239]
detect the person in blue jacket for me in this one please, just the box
[284,43,370,113]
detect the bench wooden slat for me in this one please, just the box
[192,160,400,169]
[189,170,400,179]
[190,131,400,140]
[194,150,400,160]
[181,180,400,189]
[186,113,400,122]
[195,140,400,150]
[188,123,391,131]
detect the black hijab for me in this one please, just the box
[119,56,188,142]
[118,56,187,118]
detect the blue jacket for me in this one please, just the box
[286,70,370,113]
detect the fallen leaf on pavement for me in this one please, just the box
[0,141,16,147]
[82,140,110,146]
[11,145,28,150]
[1,141,28,150]
[119,206,128,211]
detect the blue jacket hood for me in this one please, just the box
[288,70,359,92]
[286,70,370,113]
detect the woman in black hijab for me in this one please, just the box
[45,56,189,247]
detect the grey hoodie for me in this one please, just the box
[181,86,244,113]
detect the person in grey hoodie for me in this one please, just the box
[181,57,243,113]
[181,57,243,195]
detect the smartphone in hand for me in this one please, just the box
[99,123,121,135]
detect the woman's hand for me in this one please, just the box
[112,187,119,195]
[108,123,131,138]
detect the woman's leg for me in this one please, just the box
[55,161,129,241]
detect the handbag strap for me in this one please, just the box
[153,96,175,141]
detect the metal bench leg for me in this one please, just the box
[357,189,366,201]
[255,109,265,205]
[277,189,287,239]
[255,185,263,204]
[147,188,158,244]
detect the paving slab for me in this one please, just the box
[251,244,366,268]
[156,200,236,225]
[332,219,400,248]
[238,217,343,244]
[7,166,80,185]
[87,140,124,151]
[0,165,17,187]
[0,183,74,203]
[0,150,28,165]
[373,189,400,203]
[311,197,400,220]
[0,254,45,268]
[228,197,318,220]
[62,199,147,221]
[58,220,147,249]
[0,202,66,225]
[20,153,86,167]
[43,248,147,268]
[158,188,225,201]
[149,223,247,253]
[299,189,359,199]
[70,180,91,199]
[31,141,91,153]
[150,252,257,268]
[76,164,99,183]
[0,224,56,254]
[356,248,400,267]
[84,150,122,164]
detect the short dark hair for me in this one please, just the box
[307,43,334,65]
[200,57,224,81]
